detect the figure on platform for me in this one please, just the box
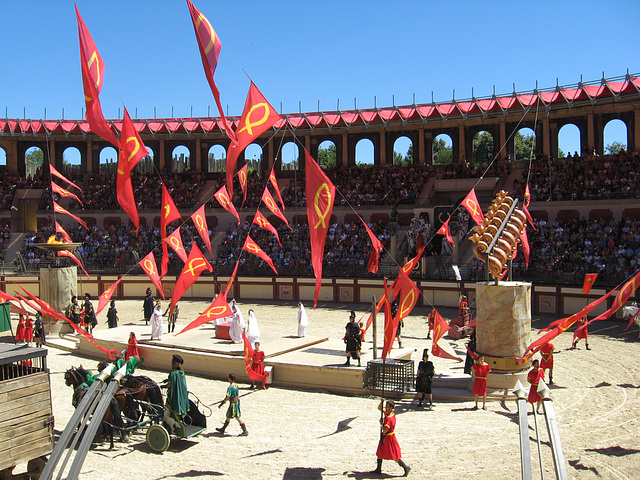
[246,309,260,348]
[459,295,471,325]
[84,294,97,334]
[16,314,25,343]
[527,359,545,414]
[150,301,163,341]
[66,295,81,325]
[416,349,435,409]
[165,302,179,334]
[249,342,265,389]
[344,312,362,367]
[297,302,308,338]
[360,321,366,343]
[106,300,118,329]
[161,354,189,435]
[464,331,477,375]
[217,373,248,436]
[572,316,590,350]
[24,315,34,346]
[373,399,411,477]
[229,306,245,344]
[34,313,45,348]
[427,307,436,339]
[126,332,140,361]
[471,355,491,410]
[143,287,154,326]
[540,342,555,384]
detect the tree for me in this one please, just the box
[25,148,44,178]
[473,131,493,166]
[605,141,627,155]
[514,131,536,161]
[393,144,414,166]
[317,143,336,169]
[433,137,452,165]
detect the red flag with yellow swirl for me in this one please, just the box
[97,277,122,315]
[243,235,278,275]
[190,205,213,257]
[269,167,286,211]
[55,222,73,243]
[57,250,90,280]
[214,184,240,224]
[239,164,249,208]
[52,181,83,206]
[177,293,232,335]
[167,227,188,263]
[253,210,281,246]
[138,251,165,300]
[437,218,455,247]
[50,164,81,191]
[242,332,270,388]
[226,82,280,197]
[53,201,88,230]
[160,185,182,278]
[261,187,290,228]
[431,310,463,361]
[380,278,396,360]
[357,214,383,274]
[393,270,420,324]
[461,188,483,226]
[170,243,213,315]
[305,151,336,307]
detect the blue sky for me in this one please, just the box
[1,0,638,156]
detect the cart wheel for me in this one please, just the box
[146,425,170,453]
[27,456,47,480]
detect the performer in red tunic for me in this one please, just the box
[572,316,590,350]
[126,332,140,361]
[471,355,491,410]
[539,342,555,384]
[249,342,266,389]
[24,315,34,345]
[527,359,545,413]
[15,314,26,342]
[373,399,410,477]
[427,308,436,339]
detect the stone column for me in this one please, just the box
[40,266,77,336]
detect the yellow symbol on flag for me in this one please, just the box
[195,215,206,232]
[264,196,276,211]
[434,324,441,341]
[195,13,216,54]
[217,192,230,207]
[203,305,227,318]
[313,182,332,229]
[143,259,156,276]
[465,199,480,217]
[126,136,140,163]
[245,242,261,254]
[87,51,101,89]
[164,205,171,219]
[237,103,270,136]
[185,258,208,277]
[240,171,247,187]
[169,236,183,251]
[399,290,416,317]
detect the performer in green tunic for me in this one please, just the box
[216,373,248,436]
[162,354,189,434]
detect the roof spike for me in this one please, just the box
[412,92,416,105]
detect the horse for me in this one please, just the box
[64,366,126,450]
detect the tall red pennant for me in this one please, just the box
[75,6,118,146]
[50,164,82,191]
[261,187,290,228]
[269,167,286,211]
[226,82,280,196]
[167,227,188,263]
[381,279,397,360]
[225,261,240,296]
[185,0,236,143]
[523,184,537,231]
[253,210,281,246]
[305,151,336,307]
[437,218,455,247]
[177,293,232,335]
[191,205,213,257]
[462,188,483,226]
[214,184,240,224]
[358,215,383,274]
[243,235,278,275]
[55,222,73,243]
[138,251,165,299]
[117,108,147,233]
[52,181,83,206]
[170,242,213,314]
[520,227,530,268]
[238,164,249,208]
[57,250,90,279]
[97,277,122,315]
[53,201,88,230]
[389,246,425,302]
[242,332,269,388]
[393,271,421,323]
[582,273,598,295]
[432,310,463,361]
[160,185,182,278]
[590,270,640,322]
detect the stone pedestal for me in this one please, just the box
[40,266,77,336]
[474,281,532,392]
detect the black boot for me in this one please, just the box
[586,344,590,350]
[398,459,411,477]
[357,357,361,367]
[238,423,248,437]
[372,458,382,474]
[216,420,229,434]
[343,357,351,366]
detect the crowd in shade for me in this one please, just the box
[0,173,46,210]
[0,225,10,263]
[438,160,511,180]
[514,152,640,202]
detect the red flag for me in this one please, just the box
[167,227,188,263]
[381,279,397,360]
[432,310,463,361]
[0,289,19,303]
[242,332,269,388]
[170,243,213,314]
[214,185,240,224]
[55,222,73,243]
[358,215,383,274]
[191,205,213,257]
[523,185,536,231]
[185,0,236,143]
[582,273,598,295]
[524,183,531,207]
[225,260,239,296]
[364,294,386,333]
[393,270,421,323]
[177,293,232,335]
[97,277,122,315]
[243,235,278,275]
[253,210,281,246]
[520,227,530,268]
[462,188,484,226]
[238,164,249,208]
[590,270,640,322]
[261,187,290,228]
[75,6,118,146]
[53,201,88,230]
[49,164,81,191]
[269,167,286,211]
[305,151,336,307]
[226,82,280,196]
[139,251,165,299]
[160,185,182,278]
[437,218,455,247]
[389,246,425,301]
[117,108,147,233]
[52,181,83,206]
[57,250,90,279]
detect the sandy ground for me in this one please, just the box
[7,299,640,479]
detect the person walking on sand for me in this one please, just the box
[150,301,163,340]
[372,399,411,476]
[106,300,118,328]
[143,287,154,326]
[126,332,140,361]
[572,316,590,350]
[229,306,245,343]
[297,302,308,337]
[216,373,248,436]
[416,349,435,409]
[164,302,179,334]
[471,355,491,410]
[540,342,555,384]
[527,359,545,414]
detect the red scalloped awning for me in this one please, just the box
[378,108,397,121]
[416,105,436,118]
[288,116,306,128]
[305,114,323,126]
[476,99,497,111]
[456,101,475,113]
[147,122,164,133]
[561,88,584,101]
[341,112,359,124]
[436,104,456,116]
[360,111,378,123]
[497,97,517,109]
[273,118,287,129]
[323,114,341,125]
[60,121,76,133]
[517,94,538,106]
[397,107,416,119]
[583,85,608,98]
[164,121,181,132]
[200,120,216,132]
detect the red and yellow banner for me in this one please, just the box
[190,205,213,257]
[160,185,182,278]
[238,164,249,208]
[437,218,455,247]
[462,188,483,226]
[170,243,213,314]
[55,222,73,243]
[358,215,383,274]
[261,187,289,228]
[269,167,285,211]
[253,210,281,246]
[138,251,164,299]
[53,201,88,230]
[50,164,81,191]
[177,293,231,335]
[117,108,147,233]
[431,310,463,361]
[582,273,598,295]
[242,332,269,388]
[52,182,83,206]
[381,279,396,361]
[243,235,278,275]
[214,184,240,224]
[97,277,122,315]
[57,250,90,279]
[167,227,188,263]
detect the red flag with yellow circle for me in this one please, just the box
[261,187,290,228]
[190,205,213,257]
[167,227,188,263]
[170,243,213,314]
[138,251,165,299]
[253,210,281,246]
[117,108,147,233]
[177,292,232,335]
[238,164,249,208]
[243,235,278,275]
[160,185,182,277]
[214,184,240,224]
[97,277,122,315]
[462,188,483,226]
[269,167,286,211]
[437,217,455,247]
[431,310,463,361]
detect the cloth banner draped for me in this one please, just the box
[523,184,536,231]
[170,243,213,314]
[225,261,240,296]
[54,201,88,230]
[242,235,278,275]
[253,210,281,246]
[191,205,213,257]
[178,293,232,335]
[269,167,285,211]
[358,215,383,274]
[55,222,73,243]
[582,273,598,294]
[437,218,455,247]
[138,251,165,299]
[214,185,240,224]
[380,279,396,361]
[432,310,463,361]
[52,182,83,206]
[160,185,182,278]
[97,277,122,315]
[239,164,249,208]
[393,271,421,324]
[261,187,289,228]
[462,188,484,226]
[50,164,81,191]
[520,227,530,268]
[58,250,90,279]
[167,227,188,263]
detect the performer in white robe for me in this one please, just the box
[229,306,246,343]
[297,302,308,337]
[246,309,260,348]
[150,302,163,340]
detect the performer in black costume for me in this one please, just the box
[416,349,435,408]
[344,311,362,367]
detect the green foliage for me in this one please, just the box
[25,148,44,166]
[473,131,493,166]
[515,131,536,161]
[317,143,336,169]
[432,137,452,165]
[605,141,627,155]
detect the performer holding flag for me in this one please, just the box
[373,399,411,476]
